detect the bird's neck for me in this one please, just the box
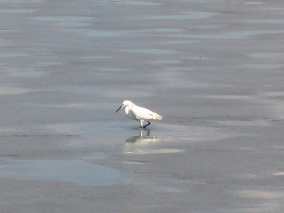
[124,104,135,114]
[124,106,130,114]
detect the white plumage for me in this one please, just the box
[115,100,162,128]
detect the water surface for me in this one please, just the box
[0,0,284,212]
[0,160,125,186]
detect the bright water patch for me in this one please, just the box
[0,87,31,95]
[0,9,35,14]
[124,130,184,155]
[32,16,93,28]
[250,52,284,59]
[180,30,284,40]
[245,1,264,5]
[120,48,177,55]
[140,12,216,20]
[86,30,133,38]
[122,0,160,6]
[273,172,284,176]
[6,68,46,78]
[215,119,270,127]
[0,160,125,186]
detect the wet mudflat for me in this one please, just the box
[0,0,284,212]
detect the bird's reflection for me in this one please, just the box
[124,129,160,154]
[126,129,159,144]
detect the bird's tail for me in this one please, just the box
[153,113,163,121]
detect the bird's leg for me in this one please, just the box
[143,121,151,128]
[139,120,144,128]
[146,128,150,136]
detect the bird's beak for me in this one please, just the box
[115,105,122,112]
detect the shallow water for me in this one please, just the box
[0,0,284,212]
[0,160,125,186]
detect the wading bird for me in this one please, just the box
[115,100,162,128]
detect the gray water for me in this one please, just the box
[0,0,284,212]
[0,160,124,186]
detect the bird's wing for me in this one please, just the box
[133,106,162,121]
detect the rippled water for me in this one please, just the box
[0,0,284,212]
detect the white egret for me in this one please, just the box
[115,100,162,128]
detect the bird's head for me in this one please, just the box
[115,100,133,112]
